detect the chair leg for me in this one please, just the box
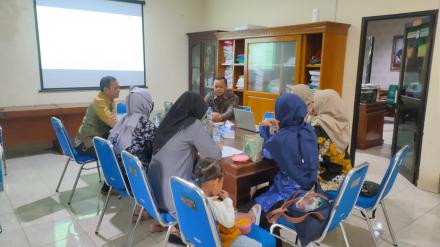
[95,186,113,234]
[127,207,143,247]
[125,201,137,237]
[56,158,70,192]
[362,209,379,247]
[162,225,172,247]
[2,153,7,176]
[381,201,398,246]
[67,166,83,205]
[339,222,350,247]
[96,161,102,183]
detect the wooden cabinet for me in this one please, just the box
[216,22,350,122]
[357,102,387,149]
[187,31,224,96]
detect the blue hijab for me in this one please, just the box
[264,93,318,189]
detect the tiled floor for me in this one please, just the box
[0,150,439,247]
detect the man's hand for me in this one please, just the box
[212,112,222,122]
[218,190,230,199]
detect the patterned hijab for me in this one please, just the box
[108,87,153,154]
[313,89,350,153]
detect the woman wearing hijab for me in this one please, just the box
[311,89,352,191]
[290,84,314,122]
[108,87,157,168]
[256,93,318,213]
[148,91,222,212]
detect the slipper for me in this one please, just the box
[249,204,262,226]
[168,232,185,246]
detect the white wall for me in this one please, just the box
[362,17,419,88]
[201,0,337,30]
[335,0,440,193]
[0,0,204,108]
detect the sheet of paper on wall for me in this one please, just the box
[222,146,243,158]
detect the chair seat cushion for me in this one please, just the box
[75,154,96,164]
[246,224,276,247]
[159,212,176,225]
[355,195,377,209]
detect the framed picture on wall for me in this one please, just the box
[390,35,404,71]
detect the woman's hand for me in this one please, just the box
[261,118,279,129]
[218,190,230,199]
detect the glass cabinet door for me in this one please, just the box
[190,43,201,93]
[246,36,299,93]
[203,40,216,96]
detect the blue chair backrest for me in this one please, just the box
[50,117,75,160]
[387,84,398,105]
[116,102,127,114]
[324,162,369,233]
[170,176,221,247]
[93,137,130,196]
[376,145,410,204]
[263,112,275,120]
[121,151,165,224]
[239,106,251,112]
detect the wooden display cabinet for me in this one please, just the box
[216,22,350,122]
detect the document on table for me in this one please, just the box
[222,146,243,158]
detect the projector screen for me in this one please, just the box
[34,0,145,90]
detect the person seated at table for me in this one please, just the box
[74,76,120,195]
[255,93,319,217]
[204,76,239,122]
[310,89,352,191]
[108,87,156,169]
[107,87,161,230]
[193,158,262,247]
[149,91,222,213]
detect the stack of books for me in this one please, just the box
[223,41,234,64]
[236,75,244,89]
[309,70,320,89]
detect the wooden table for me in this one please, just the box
[0,103,88,155]
[220,128,278,207]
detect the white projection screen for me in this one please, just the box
[34,0,145,90]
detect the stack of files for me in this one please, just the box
[225,66,233,88]
[309,70,320,89]
[236,75,244,89]
[223,41,234,64]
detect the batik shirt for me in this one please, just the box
[204,91,239,121]
[312,121,352,191]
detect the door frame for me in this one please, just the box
[350,10,438,181]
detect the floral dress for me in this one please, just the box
[312,122,352,191]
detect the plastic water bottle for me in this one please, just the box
[212,125,221,142]
[207,107,213,121]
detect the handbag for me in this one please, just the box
[266,185,329,224]
[266,185,331,246]
[360,180,380,197]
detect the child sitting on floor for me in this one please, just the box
[193,158,262,247]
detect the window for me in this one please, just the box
[34,0,145,90]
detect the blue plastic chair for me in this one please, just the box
[170,176,276,247]
[270,162,369,247]
[50,117,101,205]
[263,112,275,120]
[116,102,127,114]
[355,145,409,246]
[121,151,176,247]
[93,137,135,235]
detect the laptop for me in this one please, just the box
[233,108,260,132]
